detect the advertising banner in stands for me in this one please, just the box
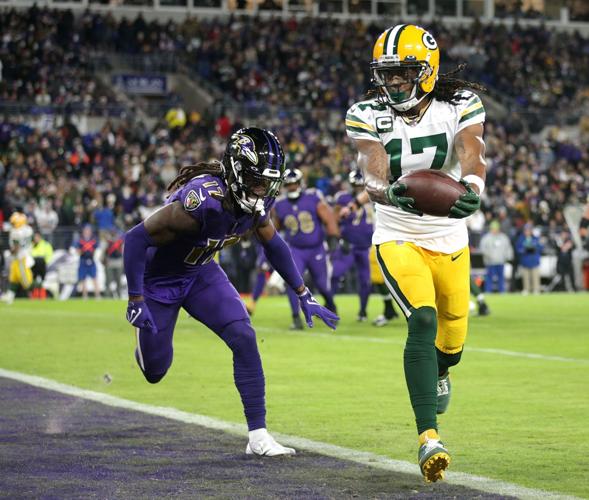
[112,74,168,95]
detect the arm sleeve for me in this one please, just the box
[345,103,381,142]
[260,232,304,291]
[123,222,156,297]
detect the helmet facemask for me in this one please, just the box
[227,156,282,216]
[371,59,433,112]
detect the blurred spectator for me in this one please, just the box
[102,227,125,298]
[546,230,577,292]
[34,198,59,244]
[93,194,117,236]
[76,225,100,299]
[30,230,53,299]
[579,202,589,290]
[516,224,543,295]
[479,220,513,293]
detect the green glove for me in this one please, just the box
[449,179,481,219]
[386,183,423,216]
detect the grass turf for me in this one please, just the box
[0,293,587,498]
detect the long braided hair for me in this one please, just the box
[431,63,487,104]
[166,161,225,194]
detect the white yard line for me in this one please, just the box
[256,327,589,364]
[0,368,581,500]
[3,306,588,364]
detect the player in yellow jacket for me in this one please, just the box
[346,25,487,482]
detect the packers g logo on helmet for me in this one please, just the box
[371,24,440,112]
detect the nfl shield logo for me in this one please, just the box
[184,190,201,211]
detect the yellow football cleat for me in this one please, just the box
[418,429,451,483]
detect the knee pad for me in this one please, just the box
[221,320,257,355]
[407,306,437,342]
[135,348,168,384]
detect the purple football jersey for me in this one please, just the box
[273,189,325,248]
[143,174,273,301]
[335,191,373,249]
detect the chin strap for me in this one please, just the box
[389,85,430,112]
[286,189,301,200]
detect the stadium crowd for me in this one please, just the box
[0,7,124,116]
[2,8,589,127]
[1,6,589,296]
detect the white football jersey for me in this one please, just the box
[9,225,33,260]
[346,91,485,253]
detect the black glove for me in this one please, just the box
[339,238,350,255]
[449,179,481,219]
[327,236,339,253]
[386,182,423,216]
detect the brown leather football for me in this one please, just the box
[399,170,467,217]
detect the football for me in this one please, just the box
[399,170,467,217]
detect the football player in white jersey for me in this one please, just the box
[1,212,34,304]
[346,24,487,482]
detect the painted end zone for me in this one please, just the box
[0,369,579,500]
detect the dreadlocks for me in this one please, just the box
[167,160,225,194]
[431,64,487,104]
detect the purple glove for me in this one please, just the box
[126,300,158,334]
[298,288,339,330]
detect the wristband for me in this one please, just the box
[463,174,485,195]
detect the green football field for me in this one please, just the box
[1,293,587,498]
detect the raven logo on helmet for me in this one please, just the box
[233,136,259,165]
[371,24,440,112]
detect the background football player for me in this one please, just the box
[123,127,338,457]
[1,212,34,304]
[341,189,399,327]
[272,168,339,330]
[346,24,487,481]
[245,242,273,316]
[331,169,374,321]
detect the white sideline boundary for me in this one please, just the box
[0,368,580,500]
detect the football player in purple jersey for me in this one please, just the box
[123,128,339,457]
[331,170,373,321]
[272,169,339,330]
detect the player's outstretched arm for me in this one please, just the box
[450,123,487,219]
[124,202,201,333]
[255,219,339,329]
[317,201,340,238]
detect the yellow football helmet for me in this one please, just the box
[9,212,27,229]
[371,24,440,112]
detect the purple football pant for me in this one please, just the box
[135,262,266,431]
[331,246,371,314]
[285,244,335,315]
